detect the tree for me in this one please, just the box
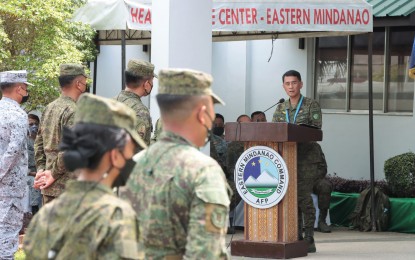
[0,0,97,110]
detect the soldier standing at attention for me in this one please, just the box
[272,70,332,253]
[34,64,89,204]
[24,93,146,259]
[115,59,157,146]
[0,70,32,259]
[123,68,231,259]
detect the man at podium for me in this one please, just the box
[272,70,332,253]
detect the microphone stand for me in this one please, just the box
[263,98,285,113]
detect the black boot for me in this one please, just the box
[317,209,331,233]
[304,228,316,253]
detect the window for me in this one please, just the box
[315,28,415,113]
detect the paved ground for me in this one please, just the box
[226,227,415,259]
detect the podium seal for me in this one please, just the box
[234,146,289,209]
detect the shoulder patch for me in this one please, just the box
[313,113,320,120]
[205,203,227,234]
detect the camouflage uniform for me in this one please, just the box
[210,134,228,172]
[272,96,332,234]
[115,90,152,145]
[0,71,31,259]
[34,64,88,203]
[226,141,245,211]
[27,138,41,210]
[124,132,230,259]
[23,181,141,259]
[35,95,76,200]
[116,59,157,146]
[150,118,163,144]
[25,93,146,259]
[123,68,230,259]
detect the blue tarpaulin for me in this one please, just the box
[409,36,415,79]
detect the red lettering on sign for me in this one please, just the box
[219,9,225,25]
[131,8,139,23]
[130,8,151,24]
[144,9,151,24]
[314,8,368,25]
[217,8,258,25]
[355,9,362,24]
[362,9,370,24]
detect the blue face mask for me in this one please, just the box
[29,124,38,135]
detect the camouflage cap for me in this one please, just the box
[126,59,157,78]
[60,63,89,78]
[75,93,146,149]
[158,68,225,105]
[0,70,34,86]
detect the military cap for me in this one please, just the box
[60,63,89,78]
[0,70,33,86]
[126,59,157,78]
[158,68,225,105]
[75,93,146,149]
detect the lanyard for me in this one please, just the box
[285,95,304,124]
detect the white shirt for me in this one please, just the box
[0,97,28,198]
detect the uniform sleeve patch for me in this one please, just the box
[205,203,227,234]
[312,113,320,120]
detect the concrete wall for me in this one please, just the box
[94,45,150,105]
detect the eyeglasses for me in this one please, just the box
[284,81,299,87]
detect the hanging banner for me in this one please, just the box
[212,2,372,32]
[125,1,372,32]
[74,1,372,32]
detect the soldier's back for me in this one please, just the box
[125,131,230,259]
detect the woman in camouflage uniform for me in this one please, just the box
[24,94,146,259]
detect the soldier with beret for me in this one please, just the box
[123,68,231,259]
[272,69,332,253]
[0,70,33,259]
[34,64,89,204]
[24,93,146,259]
[115,59,157,146]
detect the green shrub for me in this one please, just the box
[384,152,415,198]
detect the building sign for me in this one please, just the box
[126,1,372,32]
[235,146,289,209]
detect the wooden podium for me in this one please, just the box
[225,122,323,259]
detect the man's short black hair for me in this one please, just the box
[215,113,224,122]
[59,75,79,88]
[251,111,265,119]
[125,71,150,87]
[282,70,302,82]
[28,114,40,123]
[0,82,16,91]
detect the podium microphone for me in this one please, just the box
[263,98,285,113]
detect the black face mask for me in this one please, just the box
[21,94,30,104]
[112,152,136,188]
[144,81,153,95]
[212,126,225,136]
[203,111,215,146]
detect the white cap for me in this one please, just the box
[0,70,34,86]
